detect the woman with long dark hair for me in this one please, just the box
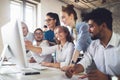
[44,12,60,45]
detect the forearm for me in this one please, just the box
[42,62,60,68]
[28,46,42,54]
[51,62,60,68]
[71,50,80,64]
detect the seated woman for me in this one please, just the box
[25,26,74,70]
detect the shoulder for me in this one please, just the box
[27,32,34,36]
[114,32,120,46]
[67,42,75,47]
[44,30,54,36]
[76,22,88,28]
[45,30,53,33]
[89,39,100,48]
[76,22,89,32]
[42,40,49,44]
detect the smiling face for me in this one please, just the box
[45,16,56,29]
[34,30,43,42]
[88,20,104,40]
[54,27,67,42]
[61,12,73,27]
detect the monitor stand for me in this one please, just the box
[0,45,39,74]
[0,44,9,67]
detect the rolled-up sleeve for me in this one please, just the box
[78,48,92,70]
[77,40,96,71]
[75,22,91,52]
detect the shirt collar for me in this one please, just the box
[60,41,69,49]
[96,32,119,48]
[107,32,119,47]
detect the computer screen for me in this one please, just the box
[1,20,28,68]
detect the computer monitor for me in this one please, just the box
[1,20,28,68]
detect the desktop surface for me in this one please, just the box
[0,63,88,80]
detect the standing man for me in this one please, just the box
[65,8,120,80]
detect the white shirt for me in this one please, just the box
[41,42,74,68]
[24,32,34,42]
[79,32,120,75]
[27,40,52,63]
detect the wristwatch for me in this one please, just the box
[71,60,76,64]
[107,75,118,80]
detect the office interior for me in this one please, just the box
[0,0,120,80]
[0,0,120,53]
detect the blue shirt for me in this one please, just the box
[75,22,91,52]
[44,30,55,42]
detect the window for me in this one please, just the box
[10,0,37,32]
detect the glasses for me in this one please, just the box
[34,32,43,35]
[45,18,54,22]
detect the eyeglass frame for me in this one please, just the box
[34,32,43,35]
[45,18,55,22]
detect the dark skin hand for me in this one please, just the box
[87,69,109,80]
[65,64,84,78]
[65,65,110,80]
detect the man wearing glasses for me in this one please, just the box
[25,28,52,63]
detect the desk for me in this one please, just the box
[0,66,88,80]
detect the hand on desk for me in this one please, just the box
[87,69,109,80]
[41,62,51,67]
[65,64,83,78]
[61,66,70,72]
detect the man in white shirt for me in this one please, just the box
[26,28,52,63]
[65,8,120,80]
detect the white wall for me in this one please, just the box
[39,0,81,28]
[0,0,10,54]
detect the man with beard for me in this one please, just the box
[25,28,52,63]
[65,8,120,80]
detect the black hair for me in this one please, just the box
[62,4,78,22]
[85,8,113,31]
[46,12,60,26]
[34,28,43,34]
[43,25,47,28]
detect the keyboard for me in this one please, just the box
[28,63,48,70]
[0,66,21,74]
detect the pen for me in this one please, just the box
[24,72,40,75]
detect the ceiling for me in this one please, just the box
[59,0,120,10]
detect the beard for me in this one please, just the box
[90,33,100,40]
[36,39,42,42]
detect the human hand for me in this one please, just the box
[65,64,84,78]
[41,62,50,67]
[87,69,109,80]
[65,66,75,78]
[61,66,70,72]
[29,57,36,63]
